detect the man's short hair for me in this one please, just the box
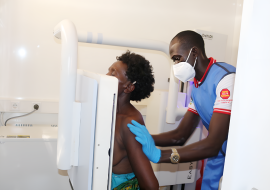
[172,30,206,56]
[117,50,155,102]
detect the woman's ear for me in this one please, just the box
[124,82,135,94]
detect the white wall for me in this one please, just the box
[0,0,243,100]
[222,0,270,189]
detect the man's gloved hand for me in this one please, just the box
[127,120,161,163]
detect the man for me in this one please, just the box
[107,51,159,190]
[128,31,236,190]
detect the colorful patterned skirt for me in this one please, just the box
[112,172,140,190]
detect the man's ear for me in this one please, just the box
[124,83,135,94]
[191,46,199,58]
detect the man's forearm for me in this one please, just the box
[153,111,200,147]
[158,138,222,163]
[152,130,187,147]
[158,113,230,163]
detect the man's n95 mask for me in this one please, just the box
[173,48,197,83]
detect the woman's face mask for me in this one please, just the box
[172,48,197,83]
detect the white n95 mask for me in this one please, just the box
[173,48,197,83]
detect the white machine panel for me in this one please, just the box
[0,126,72,190]
[196,30,228,62]
[67,70,118,190]
[68,73,98,190]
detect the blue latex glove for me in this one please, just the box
[127,120,161,163]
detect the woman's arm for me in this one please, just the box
[121,116,159,190]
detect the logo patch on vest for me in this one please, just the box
[220,89,230,99]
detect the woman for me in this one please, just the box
[107,51,158,190]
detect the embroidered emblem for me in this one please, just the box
[220,89,230,99]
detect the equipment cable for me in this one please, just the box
[4,104,39,126]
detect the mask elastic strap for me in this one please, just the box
[193,57,197,68]
[186,48,193,63]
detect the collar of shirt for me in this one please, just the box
[194,57,216,88]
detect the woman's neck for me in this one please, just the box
[117,93,131,114]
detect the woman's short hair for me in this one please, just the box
[117,50,155,102]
